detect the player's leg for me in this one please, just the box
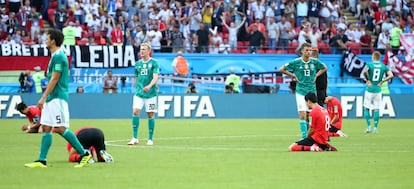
[372,92,382,134]
[296,93,308,138]
[363,91,373,133]
[289,137,321,152]
[328,126,340,137]
[90,128,114,162]
[129,96,144,145]
[145,97,157,145]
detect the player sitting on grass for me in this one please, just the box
[289,92,337,152]
[16,102,43,133]
[324,96,347,137]
[67,126,114,163]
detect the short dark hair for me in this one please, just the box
[47,29,64,47]
[304,92,318,103]
[15,102,27,112]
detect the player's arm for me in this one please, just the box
[279,64,298,81]
[314,63,327,82]
[363,66,372,87]
[146,73,159,89]
[38,71,61,109]
[379,70,394,86]
[330,112,339,125]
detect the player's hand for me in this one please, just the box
[143,86,150,92]
[37,97,46,109]
[366,80,372,87]
[293,75,299,82]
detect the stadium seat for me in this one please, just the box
[318,42,331,54]
[276,50,288,54]
[258,49,266,54]
[237,41,245,48]
[348,42,361,54]
[288,42,298,54]
[266,49,278,54]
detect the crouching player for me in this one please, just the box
[15,102,43,133]
[324,96,347,137]
[289,92,337,152]
[67,126,114,163]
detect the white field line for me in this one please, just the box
[105,135,412,153]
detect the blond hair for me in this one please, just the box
[372,51,381,61]
[140,43,152,51]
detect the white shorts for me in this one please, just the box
[40,99,70,128]
[363,91,382,110]
[133,96,157,112]
[295,93,309,112]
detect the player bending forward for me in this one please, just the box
[289,92,337,152]
[324,96,347,137]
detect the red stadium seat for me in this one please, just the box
[266,49,278,54]
[318,42,331,54]
[237,41,245,48]
[288,42,298,54]
[276,50,288,54]
[258,49,266,54]
[348,42,362,55]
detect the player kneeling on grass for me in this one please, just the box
[289,92,337,152]
[324,96,347,137]
[16,102,43,133]
[67,126,114,163]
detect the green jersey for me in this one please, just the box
[134,58,159,98]
[365,61,390,93]
[46,49,69,102]
[284,57,326,96]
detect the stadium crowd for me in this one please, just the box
[0,0,410,54]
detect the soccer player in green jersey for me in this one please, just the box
[363,51,393,134]
[128,43,159,146]
[24,29,92,168]
[280,43,327,138]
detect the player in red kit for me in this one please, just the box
[324,96,347,137]
[289,92,337,152]
[67,126,114,163]
[15,102,43,133]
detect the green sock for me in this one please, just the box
[62,129,85,156]
[132,115,140,139]
[363,108,371,129]
[300,120,307,138]
[148,118,155,140]
[373,110,380,128]
[38,132,52,161]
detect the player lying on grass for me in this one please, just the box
[67,126,114,163]
[15,102,43,133]
[289,92,337,152]
[324,96,347,137]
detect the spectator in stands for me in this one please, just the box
[110,23,123,45]
[6,12,18,35]
[225,67,240,93]
[221,15,246,50]
[319,0,333,26]
[148,23,163,52]
[63,21,76,45]
[169,24,185,53]
[267,17,279,50]
[246,24,265,54]
[28,6,42,40]
[188,4,202,35]
[172,51,189,82]
[296,0,309,27]
[377,29,390,54]
[390,21,403,55]
[88,13,101,32]
[195,24,209,53]
[16,6,29,31]
[278,16,291,51]
[329,28,349,54]
[360,28,372,54]
[296,25,310,54]
[21,29,35,45]
[219,38,231,54]
[201,2,213,31]
[224,82,235,93]
[103,70,118,94]
[212,1,224,33]
[76,86,84,93]
[308,0,321,27]
[11,29,22,43]
[54,8,69,30]
[8,0,22,13]
[283,1,296,27]
[32,66,44,94]
[185,83,198,94]
[308,25,321,48]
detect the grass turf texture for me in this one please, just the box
[0,119,413,189]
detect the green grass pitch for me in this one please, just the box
[0,119,413,189]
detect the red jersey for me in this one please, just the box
[110,29,123,44]
[326,97,343,129]
[26,106,41,123]
[309,105,330,145]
